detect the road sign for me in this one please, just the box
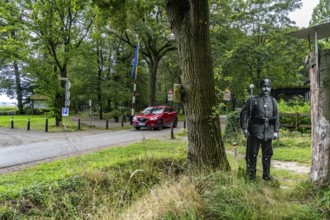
[168,89,173,101]
[62,107,69,116]
[65,80,70,107]
[66,80,71,90]
[168,93,173,101]
[224,88,231,101]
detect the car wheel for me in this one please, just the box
[157,120,163,130]
[173,118,178,128]
[135,127,141,130]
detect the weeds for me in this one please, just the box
[0,133,329,219]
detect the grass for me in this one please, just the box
[226,128,311,165]
[0,115,73,132]
[1,129,329,219]
[0,114,132,132]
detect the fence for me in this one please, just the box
[279,112,311,130]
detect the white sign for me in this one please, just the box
[224,88,231,101]
[168,89,173,101]
[168,93,173,101]
[62,107,69,116]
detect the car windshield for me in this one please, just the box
[142,107,163,114]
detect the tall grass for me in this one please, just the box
[0,133,328,219]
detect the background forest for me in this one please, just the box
[0,0,329,123]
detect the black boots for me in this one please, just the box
[262,157,273,180]
[247,156,273,180]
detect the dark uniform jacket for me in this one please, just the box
[240,94,279,140]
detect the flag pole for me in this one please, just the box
[131,42,139,123]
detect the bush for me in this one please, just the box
[223,111,241,143]
[278,99,310,113]
[0,106,17,115]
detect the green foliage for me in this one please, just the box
[223,111,241,143]
[0,106,17,115]
[278,99,310,113]
[277,99,311,131]
[211,0,307,103]
[310,0,330,26]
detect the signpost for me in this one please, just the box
[224,88,231,114]
[168,89,173,102]
[62,107,69,116]
[59,77,70,129]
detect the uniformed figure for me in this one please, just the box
[240,78,279,180]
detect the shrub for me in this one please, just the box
[223,111,241,143]
[278,99,310,113]
[0,106,17,115]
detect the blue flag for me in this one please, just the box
[130,44,139,78]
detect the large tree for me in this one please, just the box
[210,0,306,108]
[310,0,330,26]
[24,0,93,125]
[165,0,230,170]
[96,0,176,106]
[0,0,29,113]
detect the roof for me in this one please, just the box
[286,22,330,41]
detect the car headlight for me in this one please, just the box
[133,116,138,121]
[151,116,158,121]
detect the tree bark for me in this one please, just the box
[165,0,230,170]
[13,61,23,114]
[147,55,161,106]
[309,50,330,186]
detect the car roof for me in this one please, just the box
[147,106,173,108]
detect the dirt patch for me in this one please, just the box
[272,160,309,174]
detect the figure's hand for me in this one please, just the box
[243,129,250,138]
[273,132,279,140]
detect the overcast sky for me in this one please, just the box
[289,0,319,27]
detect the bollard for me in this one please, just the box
[45,118,48,132]
[121,116,124,127]
[183,119,186,129]
[170,123,174,139]
[11,117,14,129]
[27,118,30,130]
[106,118,109,129]
[78,118,81,130]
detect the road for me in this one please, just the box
[0,125,181,169]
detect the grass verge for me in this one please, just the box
[0,131,329,219]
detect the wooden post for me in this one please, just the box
[309,50,330,186]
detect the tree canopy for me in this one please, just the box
[0,0,311,118]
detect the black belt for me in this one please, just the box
[251,117,276,124]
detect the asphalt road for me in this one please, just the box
[0,125,180,169]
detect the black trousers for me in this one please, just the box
[247,136,273,160]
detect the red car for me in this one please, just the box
[132,106,178,130]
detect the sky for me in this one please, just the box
[0,0,321,103]
[289,0,320,28]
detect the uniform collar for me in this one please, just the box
[259,94,270,98]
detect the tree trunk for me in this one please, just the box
[148,58,159,106]
[309,50,330,186]
[13,61,23,114]
[165,0,230,171]
[97,68,103,120]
